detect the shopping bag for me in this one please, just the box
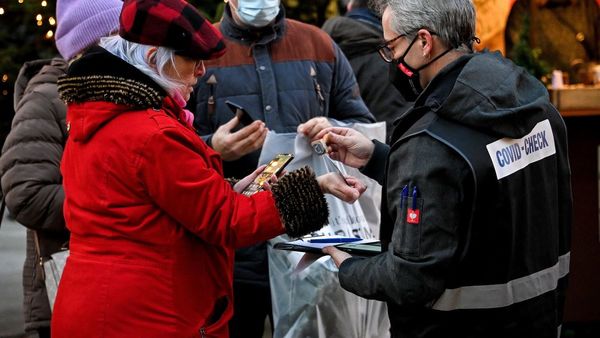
[261,122,391,338]
[43,249,69,312]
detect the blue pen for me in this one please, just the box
[412,186,418,210]
[308,237,362,243]
[401,185,408,204]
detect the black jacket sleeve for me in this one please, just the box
[360,139,389,186]
[338,135,472,306]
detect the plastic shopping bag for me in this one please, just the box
[261,122,390,338]
[44,249,69,312]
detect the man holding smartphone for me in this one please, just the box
[190,1,375,337]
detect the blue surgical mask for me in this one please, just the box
[234,0,280,28]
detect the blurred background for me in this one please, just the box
[1,1,599,337]
[0,0,345,149]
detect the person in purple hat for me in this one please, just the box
[0,0,122,337]
[49,1,365,337]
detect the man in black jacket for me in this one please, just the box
[317,0,572,337]
[323,0,410,142]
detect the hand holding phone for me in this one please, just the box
[241,154,294,196]
[225,100,255,127]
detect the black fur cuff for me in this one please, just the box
[271,166,329,238]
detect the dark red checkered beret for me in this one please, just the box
[119,0,226,59]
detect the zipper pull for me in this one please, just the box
[206,74,217,116]
[310,66,325,111]
[200,327,206,338]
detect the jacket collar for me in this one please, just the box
[390,54,472,143]
[220,4,286,46]
[58,46,167,110]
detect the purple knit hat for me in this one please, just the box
[55,0,122,60]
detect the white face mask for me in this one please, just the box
[233,0,280,28]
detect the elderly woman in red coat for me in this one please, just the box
[50,0,365,337]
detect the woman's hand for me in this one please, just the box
[317,173,367,203]
[234,165,286,193]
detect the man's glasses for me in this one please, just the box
[376,30,438,63]
[376,34,406,63]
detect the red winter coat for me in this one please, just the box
[51,69,285,337]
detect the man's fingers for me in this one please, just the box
[233,127,267,155]
[301,118,331,139]
[246,128,268,151]
[222,115,240,131]
[324,132,352,148]
[305,121,328,139]
[231,120,265,140]
[315,127,347,141]
[322,246,339,255]
[298,117,323,135]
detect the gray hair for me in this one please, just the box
[382,0,476,53]
[98,35,183,94]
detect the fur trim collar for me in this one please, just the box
[58,46,166,110]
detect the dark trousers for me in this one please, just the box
[229,281,272,338]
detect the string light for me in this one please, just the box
[3,0,55,99]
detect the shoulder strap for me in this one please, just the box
[32,229,46,280]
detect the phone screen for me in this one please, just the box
[242,154,294,196]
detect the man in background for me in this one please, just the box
[190,1,374,337]
[323,0,409,142]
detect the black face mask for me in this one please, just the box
[389,34,453,102]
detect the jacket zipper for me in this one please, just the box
[310,66,325,113]
[200,327,206,338]
[206,74,217,117]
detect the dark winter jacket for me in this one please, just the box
[339,51,571,338]
[322,10,410,142]
[192,6,374,286]
[0,58,70,332]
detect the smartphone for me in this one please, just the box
[242,154,294,196]
[225,100,255,126]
